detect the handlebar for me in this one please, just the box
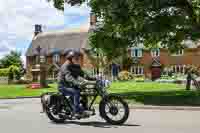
[81,79,111,89]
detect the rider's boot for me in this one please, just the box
[74,107,92,119]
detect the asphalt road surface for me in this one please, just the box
[0,98,200,133]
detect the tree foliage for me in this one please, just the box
[0,51,23,68]
[48,0,64,11]
[0,68,9,77]
[85,48,111,74]
[50,0,200,73]
[0,51,24,79]
[66,0,200,52]
[8,65,21,80]
[65,0,86,6]
[0,65,20,81]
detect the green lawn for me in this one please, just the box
[0,84,57,98]
[109,82,200,106]
[0,82,200,106]
[109,81,185,93]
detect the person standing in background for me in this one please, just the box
[111,63,120,81]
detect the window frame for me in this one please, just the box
[172,65,186,74]
[131,66,144,75]
[172,49,184,56]
[53,54,60,63]
[151,49,160,57]
[131,48,143,57]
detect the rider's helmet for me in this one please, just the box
[65,49,81,61]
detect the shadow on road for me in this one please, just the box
[51,121,140,128]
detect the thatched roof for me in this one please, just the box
[26,28,90,56]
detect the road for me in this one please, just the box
[0,98,200,133]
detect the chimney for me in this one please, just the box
[34,24,42,36]
[90,12,97,26]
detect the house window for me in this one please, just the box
[131,48,143,57]
[151,49,160,57]
[172,65,186,73]
[172,49,184,56]
[53,54,60,63]
[131,66,144,75]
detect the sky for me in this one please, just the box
[0,0,90,62]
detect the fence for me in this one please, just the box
[91,69,113,81]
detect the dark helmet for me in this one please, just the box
[65,49,81,60]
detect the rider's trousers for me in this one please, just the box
[58,83,81,113]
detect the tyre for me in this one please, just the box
[45,104,67,123]
[45,94,67,123]
[99,95,129,125]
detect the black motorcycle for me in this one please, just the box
[42,80,129,125]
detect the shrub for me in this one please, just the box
[135,76,145,82]
[160,75,175,80]
[14,79,32,84]
[118,71,134,81]
[174,80,183,84]
[8,65,20,80]
[0,68,9,77]
[0,65,21,81]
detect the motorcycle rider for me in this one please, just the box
[57,49,96,117]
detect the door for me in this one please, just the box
[32,72,39,82]
[151,67,162,81]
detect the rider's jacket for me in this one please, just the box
[57,61,95,88]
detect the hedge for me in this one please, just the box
[0,66,20,78]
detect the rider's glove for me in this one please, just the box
[78,77,97,88]
[78,77,89,87]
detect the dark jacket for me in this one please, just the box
[57,62,95,88]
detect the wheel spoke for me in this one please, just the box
[102,98,128,122]
[114,100,120,108]
[119,110,125,114]
[106,102,112,108]
[118,112,123,119]
[105,106,110,113]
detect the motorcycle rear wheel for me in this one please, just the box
[45,104,67,123]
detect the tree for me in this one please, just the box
[8,65,20,83]
[85,46,132,78]
[89,26,133,67]
[47,0,64,11]
[0,51,23,68]
[53,0,200,76]
[65,0,200,52]
[0,51,25,80]
[65,0,86,6]
[85,48,115,76]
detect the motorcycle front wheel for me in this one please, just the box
[99,95,129,125]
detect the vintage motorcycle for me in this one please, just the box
[42,79,129,125]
